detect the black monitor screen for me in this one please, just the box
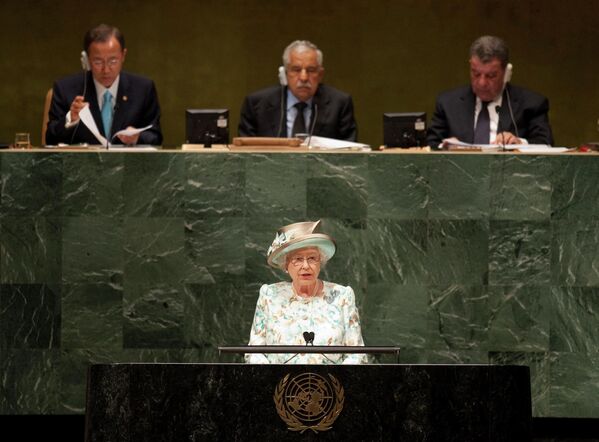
[185,109,229,145]
[383,112,427,148]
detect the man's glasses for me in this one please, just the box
[91,58,122,69]
[289,255,321,267]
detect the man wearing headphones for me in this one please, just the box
[238,40,357,141]
[427,35,553,149]
[46,24,162,146]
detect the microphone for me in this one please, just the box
[69,51,90,145]
[495,105,506,151]
[504,85,519,138]
[303,331,315,345]
[306,103,318,147]
[276,84,286,138]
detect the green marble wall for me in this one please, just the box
[1,150,598,418]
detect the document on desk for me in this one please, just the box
[503,145,571,153]
[79,105,107,145]
[107,146,159,151]
[80,106,153,146]
[443,139,501,151]
[112,125,153,138]
[303,136,370,151]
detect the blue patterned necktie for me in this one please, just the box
[101,90,113,139]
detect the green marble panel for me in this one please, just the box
[551,156,599,220]
[367,155,430,219]
[0,349,62,414]
[0,153,62,217]
[428,285,489,351]
[185,217,245,284]
[550,352,599,417]
[1,150,599,417]
[58,349,91,414]
[489,351,551,417]
[123,153,184,217]
[316,218,368,300]
[244,153,307,218]
[61,216,124,285]
[61,283,123,350]
[549,286,599,353]
[61,152,125,216]
[361,283,431,347]
[0,284,61,349]
[551,219,599,286]
[307,154,368,220]
[184,153,245,218]
[488,221,551,286]
[0,217,61,284]
[123,284,185,348]
[489,155,552,220]
[244,216,295,286]
[427,220,489,285]
[487,285,550,352]
[428,154,491,219]
[366,219,428,285]
[123,217,189,286]
[183,279,255,356]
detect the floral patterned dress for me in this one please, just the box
[245,281,368,364]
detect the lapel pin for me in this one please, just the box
[123,96,128,102]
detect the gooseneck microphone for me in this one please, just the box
[306,103,318,147]
[276,85,286,138]
[504,86,519,138]
[495,105,506,150]
[69,51,90,145]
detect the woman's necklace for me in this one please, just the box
[294,279,322,298]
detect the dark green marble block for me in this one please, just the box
[1,151,598,418]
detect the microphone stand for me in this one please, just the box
[306,103,318,148]
[277,85,286,138]
[69,70,89,146]
[505,85,519,139]
[495,105,506,151]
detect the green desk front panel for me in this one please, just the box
[1,150,598,418]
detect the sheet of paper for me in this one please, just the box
[503,145,571,153]
[107,146,159,151]
[113,125,153,138]
[79,104,108,146]
[303,136,370,151]
[442,138,500,151]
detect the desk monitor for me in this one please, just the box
[185,109,229,146]
[383,112,426,148]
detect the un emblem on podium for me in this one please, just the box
[273,372,344,433]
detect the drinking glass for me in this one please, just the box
[14,132,31,149]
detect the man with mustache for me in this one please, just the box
[238,40,357,141]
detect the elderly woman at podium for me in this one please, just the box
[245,220,368,364]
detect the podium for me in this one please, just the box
[85,363,531,441]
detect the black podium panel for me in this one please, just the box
[85,363,531,441]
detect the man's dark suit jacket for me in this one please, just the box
[427,84,553,148]
[238,84,357,141]
[46,70,163,145]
